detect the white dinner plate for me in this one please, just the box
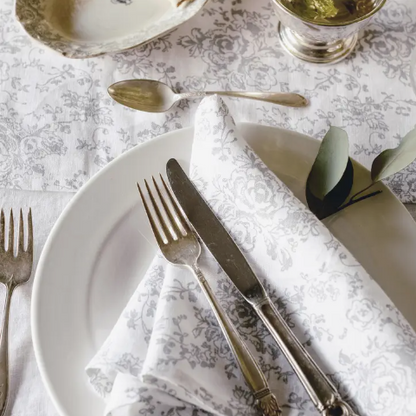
[33,123,416,416]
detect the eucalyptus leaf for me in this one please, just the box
[306,158,354,219]
[371,128,416,182]
[308,126,350,200]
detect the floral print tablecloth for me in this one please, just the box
[0,0,416,200]
[2,0,416,415]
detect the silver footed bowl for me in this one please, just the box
[272,0,386,64]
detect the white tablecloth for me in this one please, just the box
[1,0,416,414]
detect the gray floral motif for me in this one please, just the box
[200,104,321,265]
[87,97,416,415]
[0,102,68,188]
[358,1,416,85]
[123,384,214,416]
[346,298,382,330]
[155,312,233,372]
[115,353,143,377]
[333,344,416,416]
[178,8,283,90]
[88,368,113,398]
[0,0,413,201]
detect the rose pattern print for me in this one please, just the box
[346,298,382,330]
[0,0,413,202]
[86,97,416,416]
[335,346,416,416]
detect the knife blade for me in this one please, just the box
[166,159,263,300]
[166,158,358,416]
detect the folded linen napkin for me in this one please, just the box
[87,96,416,416]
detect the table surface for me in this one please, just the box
[1,0,416,414]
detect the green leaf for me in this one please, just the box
[371,128,416,182]
[308,126,350,200]
[306,158,354,219]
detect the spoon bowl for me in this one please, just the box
[108,79,308,113]
[108,79,177,112]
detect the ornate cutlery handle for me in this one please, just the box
[176,91,308,108]
[190,265,281,416]
[0,282,14,416]
[254,298,358,416]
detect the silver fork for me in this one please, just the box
[0,209,33,416]
[138,177,281,416]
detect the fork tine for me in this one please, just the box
[144,179,174,242]
[8,209,14,255]
[0,210,4,251]
[18,209,24,254]
[137,183,164,246]
[152,176,184,238]
[160,174,191,233]
[27,208,33,256]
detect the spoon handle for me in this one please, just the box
[177,91,308,107]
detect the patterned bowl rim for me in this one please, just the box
[14,0,209,59]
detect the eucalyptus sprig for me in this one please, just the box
[306,127,416,220]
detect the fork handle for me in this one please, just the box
[190,265,281,416]
[0,282,14,416]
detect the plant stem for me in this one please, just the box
[349,182,376,202]
[339,190,382,210]
[321,190,382,219]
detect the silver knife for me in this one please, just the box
[166,158,358,416]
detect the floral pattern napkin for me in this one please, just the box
[86,96,416,416]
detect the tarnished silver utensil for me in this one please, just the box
[108,79,308,113]
[137,176,281,416]
[166,158,358,416]
[0,209,33,416]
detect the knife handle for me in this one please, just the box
[190,265,281,416]
[254,298,358,416]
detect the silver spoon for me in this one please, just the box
[108,79,308,112]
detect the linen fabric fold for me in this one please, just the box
[87,96,416,416]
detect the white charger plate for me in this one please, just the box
[32,123,416,416]
[15,0,207,58]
